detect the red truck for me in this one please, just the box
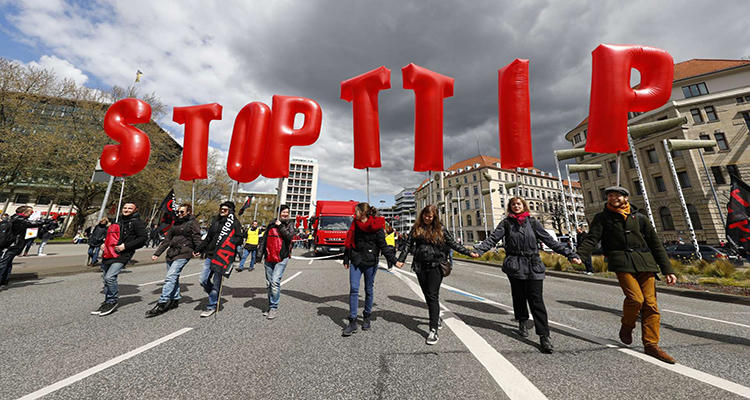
[313,200,357,256]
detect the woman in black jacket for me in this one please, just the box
[474,197,581,353]
[396,205,478,345]
[87,218,109,266]
[341,203,397,337]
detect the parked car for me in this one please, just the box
[665,244,743,265]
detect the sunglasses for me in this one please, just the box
[177,210,187,215]
[219,208,230,212]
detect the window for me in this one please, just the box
[473,185,479,195]
[742,112,750,131]
[737,97,745,104]
[627,155,635,169]
[476,210,481,224]
[699,134,714,153]
[467,231,474,241]
[687,204,702,230]
[596,168,602,178]
[474,199,479,209]
[466,215,472,226]
[588,191,594,203]
[727,164,739,178]
[654,176,667,192]
[573,133,581,144]
[465,200,471,210]
[704,106,718,122]
[659,207,675,230]
[681,82,708,98]
[464,187,469,197]
[36,196,52,205]
[473,174,477,182]
[15,193,30,203]
[647,148,659,163]
[581,171,588,181]
[690,108,703,123]
[714,132,729,151]
[463,176,468,184]
[633,180,643,195]
[677,171,691,188]
[609,160,617,173]
[711,166,726,184]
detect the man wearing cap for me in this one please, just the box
[577,186,677,364]
[255,204,294,320]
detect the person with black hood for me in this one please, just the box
[194,201,244,317]
[474,196,581,354]
[147,203,202,317]
[255,204,294,320]
[0,206,44,287]
[395,205,478,345]
[341,203,398,336]
[36,217,59,256]
[91,202,147,316]
[87,218,109,266]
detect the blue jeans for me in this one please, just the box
[88,245,101,264]
[238,248,257,270]
[349,264,377,319]
[199,258,225,310]
[264,258,289,310]
[102,262,125,303]
[159,258,189,303]
[37,239,49,255]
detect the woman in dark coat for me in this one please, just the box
[396,205,478,345]
[87,218,109,266]
[474,197,581,353]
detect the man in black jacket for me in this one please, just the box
[0,206,44,287]
[91,203,147,316]
[256,204,294,320]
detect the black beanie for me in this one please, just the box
[220,201,235,211]
[279,204,289,213]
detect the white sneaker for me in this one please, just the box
[266,308,278,320]
[38,254,47,257]
[426,329,439,345]
[200,309,216,318]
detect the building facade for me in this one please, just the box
[278,156,319,217]
[414,155,583,244]
[392,187,417,233]
[565,59,750,244]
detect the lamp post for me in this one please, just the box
[554,148,592,236]
[481,171,497,230]
[663,138,701,259]
[565,164,602,248]
[444,191,456,237]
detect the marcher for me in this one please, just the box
[577,186,678,364]
[341,203,397,336]
[91,202,147,316]
[0,206,44,287]
[576,226,594,275]
[236,220,261,272]
[87,218,109,266]
[395,205,478,345]
[384,225,397,270]
[255,204,294,320]
[147,204,202,317]
[21,235,36,256]
[194,201,244,317]
[37,217,59,256]
[474,197,581,353]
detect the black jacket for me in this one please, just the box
[154,215,202,262]
[89,223,108,247]
[104,213,147,265]
[256,219,294,263]
[40,220,59,240]
[7,214,43,253]
[397,227,472,273]
[197,214,244,258]
[343,223,397,268]
[475,216,578,280]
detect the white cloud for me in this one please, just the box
[27,55,88,85]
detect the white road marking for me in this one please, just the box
[17,328,193,400]
[388,265,548,400]
[308,259,314,265]
[663,309,750,329]
[472,270,508,280]
[137,272,201,287]
[391,264,750,398]
[281,271,303,286]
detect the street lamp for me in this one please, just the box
[443,190,457,238]
[566,164,602,248]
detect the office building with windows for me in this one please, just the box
[392,188,417,233]
[278,157,319,217]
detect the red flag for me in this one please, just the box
[498,59,533,169]
[727,174,750,253]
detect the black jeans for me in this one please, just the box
[582,255,594,273]
[508,277,549,336]
[416,266,443,331]
[0,249,19,284]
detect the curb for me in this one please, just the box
[456,257,750,306]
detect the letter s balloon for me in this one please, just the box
[100,98,152,177]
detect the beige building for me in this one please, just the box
[414,155,583,243]
[565,59,750,244]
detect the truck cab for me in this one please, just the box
[313,201,357,256]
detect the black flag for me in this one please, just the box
[157,189,178,235]
[726,174,750,253]
[238,195,254,216]
[210,213,239,278]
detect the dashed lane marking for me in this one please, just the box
[663,309,750,329]
[281,271,303,286]
[137,272,201,287]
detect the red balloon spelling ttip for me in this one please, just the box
[498,59,534,169]
[226,102,272,183]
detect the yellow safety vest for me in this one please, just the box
[246,228,260,245]
[385,232,396,246]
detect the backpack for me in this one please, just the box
[265,227,283,263]
[0,220,12,250]
[102,224,121,259]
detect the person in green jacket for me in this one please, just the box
[577,186,677,364]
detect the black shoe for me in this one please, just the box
[167,299,179,310]
[98,302,118,316]
[342,318,358,336]
[438,318,443,330]
[518,321,529,337]
[362,314,371,331]
[91,302,108,315]
[540,336,554,354]
[145,302,169,318]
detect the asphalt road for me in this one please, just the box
[1,249,748,399]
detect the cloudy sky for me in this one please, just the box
[1,0,749,205]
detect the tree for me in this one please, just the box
[547,202,567,235]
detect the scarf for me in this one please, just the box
[606,201,631,220]
[508,211,530,225]
[344,216,385,249]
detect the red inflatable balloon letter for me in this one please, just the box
[340,66,391,169]
[173,103,223,181]
[100,98,152,177]
[498,59,533,169]
[263,95,322,178]
[227,102,272,183]
[402,63,454,172]
[586,44,674,153]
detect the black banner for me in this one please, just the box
[726,174,750,253]
[210,213,238,278]
[157,189,178,234]
[239,195,254,216]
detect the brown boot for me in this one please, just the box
[619,325,633,345]
[644,345,676,364]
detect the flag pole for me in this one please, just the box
[115,178,125,223]
[615,151,622,187]
[366,168,370,204]
[229,181,236,201]
[215,278,224,319]
[191,180,196,206]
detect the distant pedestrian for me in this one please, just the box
[236,220,261,272]
[576,227,594,275]
[0,206,44,287]
[150,224,160,248]
[577,186,678,364]
[87,218,109,266]
[396,205,478,345]
[37,217,59,256]
[384,225,397,270]
[341,203,397,337]
[474,196,581,354]
[255,204,294,320]
[91,202,147,317]
[1,213,8,222]
[147,204,202,317]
